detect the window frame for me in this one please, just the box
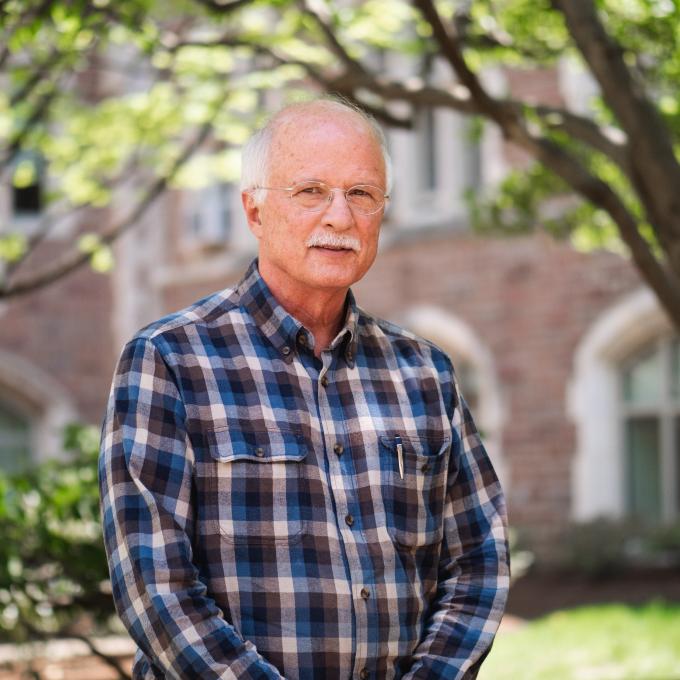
[0,395,33,474]
[619,334,680,523]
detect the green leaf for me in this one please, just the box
[0,234,28,263]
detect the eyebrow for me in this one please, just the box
[290,178,383,187]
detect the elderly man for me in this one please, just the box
[99,98,509,680]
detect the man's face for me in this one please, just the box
[242,112,387,299]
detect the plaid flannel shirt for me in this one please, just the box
[99,259,509,680]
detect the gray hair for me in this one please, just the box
[240,97,393,204]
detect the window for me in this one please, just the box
[417,106,438,192]
[620,336,680,523]
[12,150,44,217]
[0,398,31,475]
[186,182,234,249]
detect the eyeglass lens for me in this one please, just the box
[290,181,384,214]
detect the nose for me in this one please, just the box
[323,188,355,230]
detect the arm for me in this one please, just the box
[402,384,510,680]
[99,336,285,680]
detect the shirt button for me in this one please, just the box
[421,461,431,472]
[281,346,291,356]
[360,669,370,680]
[334,442,344,455]
[255,447,265,458]
[347,351,354,362]
[345,514,354,527]
[320,375,329,388]
[297,333,307,346]
[360,587,370,600]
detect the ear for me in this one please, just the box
[242,190,263,239]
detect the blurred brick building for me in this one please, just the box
[0,63,676,560]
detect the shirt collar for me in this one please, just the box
[237,259,358,367]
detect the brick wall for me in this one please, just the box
[356,230,642,552]
[160,229,644,553]
[0,253,115,426]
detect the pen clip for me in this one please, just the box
[395,435,404,480]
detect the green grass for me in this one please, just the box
[479,602,680,680]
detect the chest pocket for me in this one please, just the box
[207,426,309,544]
[379,435,450,549]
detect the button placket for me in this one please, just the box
[315,352,373,673]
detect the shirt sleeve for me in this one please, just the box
[402,378,510,680]
[99,336,285,680]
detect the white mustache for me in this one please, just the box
[306,233,361,252]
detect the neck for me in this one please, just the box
[258,263,348,357]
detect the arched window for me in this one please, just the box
[620,336,680,523]
[569,288,676,523]
[402,306,506,488]
[0,396,32,474]
[0,351,79,469]
[453,357,481,416]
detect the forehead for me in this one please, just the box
[268,111,386,186]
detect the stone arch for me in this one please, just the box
[401,306,508,489]
[0,349,79,464]
[567,287,672,520]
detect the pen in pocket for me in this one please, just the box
[394,435,404,480]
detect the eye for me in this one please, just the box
[293,182,325,196]
[348,187,371,198]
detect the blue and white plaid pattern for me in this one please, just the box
[99,259,509,680]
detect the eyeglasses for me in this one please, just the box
[256,180,389,215]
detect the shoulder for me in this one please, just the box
[356,307,455,378]
[124,284,241,357]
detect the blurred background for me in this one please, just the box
[0,0,679,678]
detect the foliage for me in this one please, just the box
[561,517,680,578]
[508,527,533,583]
[0,423,114,643]
[480,601,680,680]
[2,0,680,325]
[0,0,262,295]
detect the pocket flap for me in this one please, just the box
[207,427,307,463]
[379,434,450,459]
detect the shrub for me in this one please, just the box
[0,423,115,642]
[562,517,680,578]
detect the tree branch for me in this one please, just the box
[0,112,219,299]
[297,0,368,77]
[170,35,416,127]
[17,616,131,680]
[529,104,630,174]
[408,0,680,327]
[6,143,153,280]
[0,0,54,71]
[8,45,63,108]
[191,0,257,14]
[412,0,508,126]
[510,125,680,328]
[1,86,58,170]
[70,633,132,680]
[554,0,680,251]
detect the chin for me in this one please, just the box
[310,263,369,290]
[305,272,355,291]
[306,253,373,289]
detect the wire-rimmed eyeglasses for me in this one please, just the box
[255,180,389,215]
